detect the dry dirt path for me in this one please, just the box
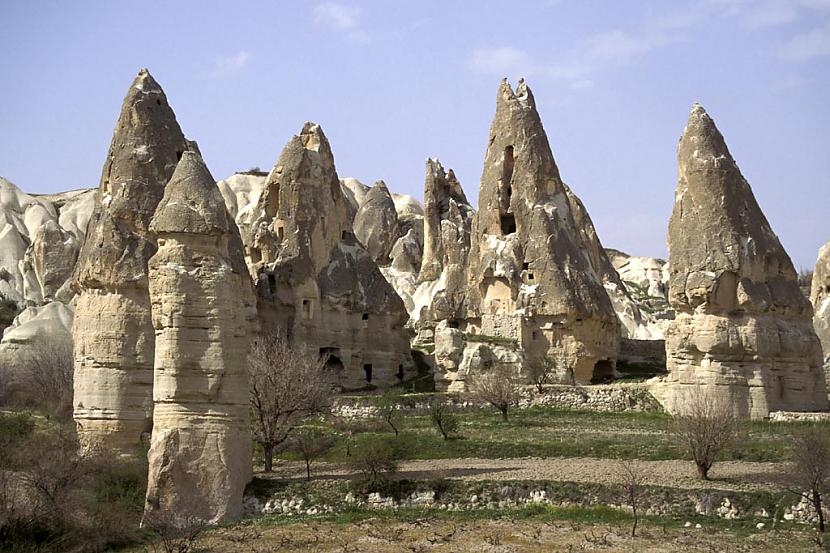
[268,456,788,493]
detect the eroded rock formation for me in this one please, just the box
[144,151,254,527]
[241,123,414,390]
[72,69,189,451]
[460,79,619,385]
[658,104,828,418]
[412,159,473,330]
[353,181,399,265]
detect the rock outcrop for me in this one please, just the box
[412,159,473,330]
[460,79,619,385]
[241,123,414,390]
[72,69,190,451]
[811,241,830,375]
[658,104,828,418]
[144,152,254,527]
[605,248,673,339]
[0,179,93,360]
[353,181,399,265]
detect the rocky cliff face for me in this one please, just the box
[657,104,828,418]
[0,180,94,355]
[605,249,673,339]
[461,79,619,385]
[144,152,254,527]
[811,241,830,377]
[240,123,414,390]
[72,68,190,452]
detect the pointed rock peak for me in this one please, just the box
[680,103,731,161]
[496,78,535,110]
[151,151,232,236]
[371,180,390,193]
[132,68,164,94]
[299,122,329,152]
[426,158,445,177]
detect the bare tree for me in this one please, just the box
[290,428,335,481]
[671,387,738,480]
[788,424,830,533]
[248,331,331,472]
[428,399,459,440]
[377,388,404,437]
[468,366,521,422]
[527,356,559,393]
[617,460,647,537]
[14,337,74,420]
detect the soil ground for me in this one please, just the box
[268,456,787,493]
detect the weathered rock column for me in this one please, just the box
[660,104,828,418]
[72,69,189,452]
[811,241,830,384]
[143,152,254,526]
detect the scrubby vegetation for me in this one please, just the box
[0,295,20,329]
[0,415,148,553]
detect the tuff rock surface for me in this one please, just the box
[144,151,254,527]
[656,104,828,419]
[0,179,93,357]
[459,79,620,386]
[412,159,474,330]
[240,123,414,389]
[72,68,190,452]
[606,248,674,339]
[353,181,399,265]
[811,241,830,375]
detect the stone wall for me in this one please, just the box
[331,383,663,419]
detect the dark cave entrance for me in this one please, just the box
[590,360,615,384]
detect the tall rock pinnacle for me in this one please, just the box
[418,159,472,285]
[72,68,190,452]
[660,104,828,418]
[461,79,619,385]
[144,152,254,527]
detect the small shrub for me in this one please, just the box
[0,412,35,468]
[788,424,830,533]
[290,428,335,481]
[13,338,74,420]
[527,356,560,392]
[348,434,400,490]
[468,366,521,421]
[0,296,20,329]
[0,422,147,552]
[428,400,459,440]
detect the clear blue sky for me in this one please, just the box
[1,1,828,269]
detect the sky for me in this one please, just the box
[1,1,828,269]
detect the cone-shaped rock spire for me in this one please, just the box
[144,151,254,527]
[460,79,619,385]
[659,104,828,418]
[72,69,190,452]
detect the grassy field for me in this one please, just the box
[278,406,822,464]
